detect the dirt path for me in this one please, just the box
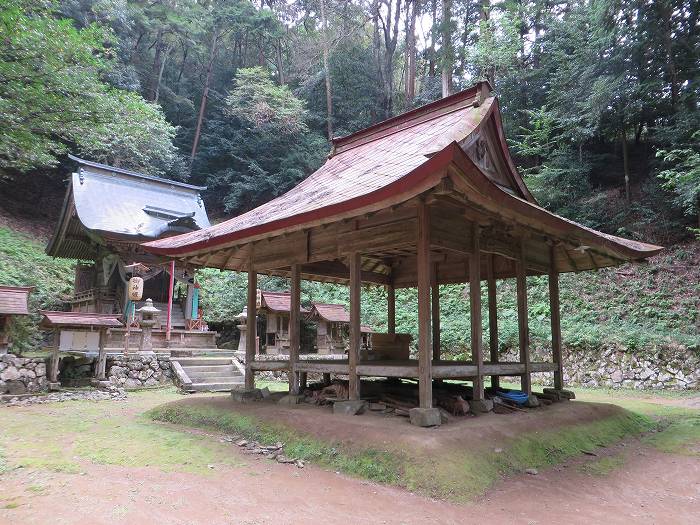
[0,437,697,525]
[1,390,698,525]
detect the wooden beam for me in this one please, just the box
[289,263,301,394]
[245,254,257,390]
[387,283,396,334]
[348,251,361,400]
[470,224,484,400]
[417,200,433,409]
[549,245,564,390]
[486,253,499,390]
[517,239,531,394]
[431,262,441,360]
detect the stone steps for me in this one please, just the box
[191,379,244,392]
[171,356,245,393]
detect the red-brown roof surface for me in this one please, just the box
[0,286,33,316]
[309,303,372,332]
[143,83,661,262]
[39,311,123,328]
[260,291,309,314]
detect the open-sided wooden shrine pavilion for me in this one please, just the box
[144,81,662,425]
[46,155,216,353]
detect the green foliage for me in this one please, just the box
[657,130,700,226]
[0,0,183,176]
[0,227,74,353]
[226,67,308,134]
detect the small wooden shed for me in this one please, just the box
[307,303,372,355]
[258,291,309,355]
[0,285,33,354]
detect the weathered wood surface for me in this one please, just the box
[416,200,433,409]
[289,263,301,394]
[348,251,361,400]
[549,245,564,390]
[245,256,257,390]
[470,223,484,400]
[486,253,500,389]
[517,239,532,394]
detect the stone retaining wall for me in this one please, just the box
[0,354,48,394]
[509,343,700,390]
[106,354,172,389]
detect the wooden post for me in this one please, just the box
[469,224,484,401]
[417,201,433,409]
[517,240,531,394]
[245,255,257,391]
[50,328,60,384]
[387,283,396,335]
[166,260,175,343]
[549,245,564,390]
[348,251,361,400]
[299,372,308,391]
[322,372,331,386]
[431,262,441,361]
[486,254,499,390]
[289,263,301,394]
[96,328,107,380]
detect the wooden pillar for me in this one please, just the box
[289,263,301,394]
[299,372,308,391]
[549,245,564,390]
[49,328,60,383]
[95,328,107,380]
[165,260,175,343]
[245,255,257,391]
[469,224,484,401]
[387,283,396,335]
[486,254,499,390]
[417,201,433,409]
[431,262,440,361]
[517,240,531,394]
[348,251,361,400]
[322,372,331,386]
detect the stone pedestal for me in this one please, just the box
[408,407,442,427]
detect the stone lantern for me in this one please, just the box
[234,306,248,354]
[136,298,159,355]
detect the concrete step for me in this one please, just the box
[185,371,243,381]
[173,357,233,366]
[191,380,244,392]
[182,365,238,375]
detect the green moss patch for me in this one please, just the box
[146,403,401,483]
[147,401,652,502]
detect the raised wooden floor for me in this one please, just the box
[249,358,557,379]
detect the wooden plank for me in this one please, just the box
[549,245,564,390]
[356,364,419,377]
[348,251,361,400]
[387,283,396,334]
[433,363,479,378]
[470,224,484,400]
[338,219,416,255]
[245,255,257,390]
[431,262,441,360]
[289,263,301,394]
[417,200,433,408]
[250,361,290,372]
[294,361,349,374]
[486,253,499,389]
[517,240,531,394]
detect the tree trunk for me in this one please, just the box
[275,38,285,85]
[660,3,678,110]
[441,0,453,97]
[154,43,172,103]
[621,128,631,204]
[320,0,334,140]
[480,0,495,85]
[190,28,219,164]
[404,0,418,105]
[429,0,437,76]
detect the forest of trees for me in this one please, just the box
[1,0,699,242]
